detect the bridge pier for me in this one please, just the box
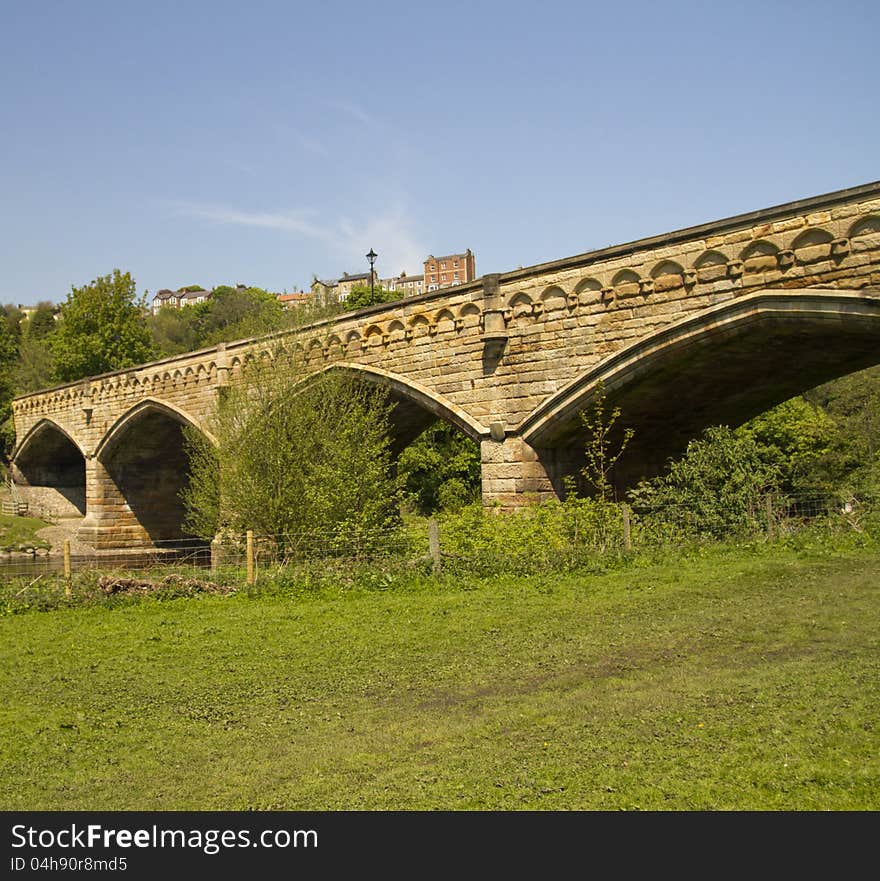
[480,436,569,509]
[77,457,154,549]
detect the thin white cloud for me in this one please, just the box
[294,133,330,157]
[334,101,376,127]
[170,200,427,277]
[173,201,329,240]
[222,158,258,177]
[337,208,426,278]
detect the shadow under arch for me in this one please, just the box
[519,289,880,492]
[298,362,490,454]
[94,398,215,542]
[11,418,87,515]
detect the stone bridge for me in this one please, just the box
[11,181,880,548]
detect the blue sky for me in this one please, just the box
[1,0,877,306]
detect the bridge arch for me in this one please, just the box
[11,418,87,517]
[519,289,880,491]
[296,362,489,453]
[94,399,214,543]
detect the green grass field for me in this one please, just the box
[0,512,51,551]
[1,540,877,810]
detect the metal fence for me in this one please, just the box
[0,492,871,588]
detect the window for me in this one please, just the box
[441,262,446,269]
[454,271,460,279]
[453,260,459,267]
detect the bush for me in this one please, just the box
[182,359,402,551]
[629,425,780,541]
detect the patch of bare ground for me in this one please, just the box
[35,521,94,557]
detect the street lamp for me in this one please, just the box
[366,248,377,305]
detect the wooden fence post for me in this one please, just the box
[246,530,255,584]
[766,494,774,540]
[428,519,441,574]
[63,539,71,596]
[621,504,632,552]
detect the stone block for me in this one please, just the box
[806,210,832,225]
[796,244,833,264]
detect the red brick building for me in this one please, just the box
[424,249,475,292]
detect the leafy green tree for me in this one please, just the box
[577,381,634,502]
[1,305,25,347]
[629,425,780,539]
[51,270,155,382]
[200,286,285,345]
[736,397,836,496]
[398,421,481,513]
[342,285,400,311]
[0,315,20,459]
[805,365,880,501]
[148,303,206,357]
[16,336,56,394]
[26,302,58,340]
[182,359,401,547]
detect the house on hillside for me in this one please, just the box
[151,287,212,314]
[277,292,314,309]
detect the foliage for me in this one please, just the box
[735,397,836,496]
[398,421,481,514]
[50,270,155,382]
[15,336,56,395]
[182,359,401,547]
[146,286,292,357]
[0,311,21,459]
[341,285,401,311]
[149,304,205,357]
[26,302,57,340]
[629,425,780,540]
[805,365,880,504]
[1,305,25,348]
[200,286,285,345]
[577,381,634,502]
[435,497,634,577]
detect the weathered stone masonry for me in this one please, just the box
[12,182,880,548]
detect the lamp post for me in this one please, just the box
[366,248,377,305]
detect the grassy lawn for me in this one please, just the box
[0,512,51,551]
[0,541,877,810]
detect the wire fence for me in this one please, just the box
[0,491,874,602]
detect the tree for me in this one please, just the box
[182,358,401,549]
[341,285,400,312]
[1,305,25,347]
[26,302,57,340]
[200,286,285,345]
[0,315,18,458]
[51,270,155,382]
[16,336,56,395]
[629,425,780,539]
[148,303,206,357]
[398,421,481,513]
[577,381,634,502]
[805,365,880,502]
[735,397,836,496]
